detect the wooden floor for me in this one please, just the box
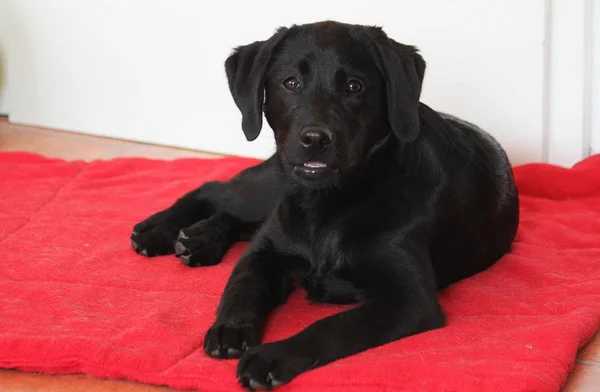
[0,117,599,391]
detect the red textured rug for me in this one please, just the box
[1,151,599,391]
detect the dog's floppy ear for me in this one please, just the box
[225,27,289,141]
[363,27,426,143]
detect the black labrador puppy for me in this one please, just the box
[131,20,519,389]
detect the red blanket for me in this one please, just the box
[1,151,599,391]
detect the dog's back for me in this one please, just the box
[417,107,520,288]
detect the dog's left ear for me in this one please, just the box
[225,27,289,141]
[363,27,426,143]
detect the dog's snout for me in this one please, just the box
[299,127,332,149]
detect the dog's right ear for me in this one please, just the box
[225,27,289,141]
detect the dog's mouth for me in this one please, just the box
[292,161,339,182]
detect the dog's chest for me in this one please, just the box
[284,210,348,271]
[278,204,363,304]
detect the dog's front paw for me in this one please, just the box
[237,341,317,390]
[131,210,184,257]
[173,219,230,267]
[203,322,261,359]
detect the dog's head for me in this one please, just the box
[225,21,426,187]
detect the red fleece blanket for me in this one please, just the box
[1,151,599,392]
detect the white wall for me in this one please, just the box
[0,0,8,115]
[3,0,597,165]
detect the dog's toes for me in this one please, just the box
[174,240,188,256]
[131,207,204,258]
[248,379,270,390]
[173,235,225,267]
[131,238,149,257]
[204,323,261,359]
[227,347,242,357]
[237,342,316,390]
[130,228,177,257]
[131,239,141,251]
[179,254,192,266]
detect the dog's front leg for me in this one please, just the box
[235,253,446,390]
[203,237,297,359]
[130,155,284,264]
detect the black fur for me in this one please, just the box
[130,21,519,389]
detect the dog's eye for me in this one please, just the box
[347,79,362,94]
[283,77,300,91]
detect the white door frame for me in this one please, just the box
[0,0,8,116]
[545,0,598,166]
[591,0,600,156]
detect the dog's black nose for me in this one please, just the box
[299,127,332,149]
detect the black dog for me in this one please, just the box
[131,21,519,389]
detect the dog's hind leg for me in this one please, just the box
[130,154,284,266]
